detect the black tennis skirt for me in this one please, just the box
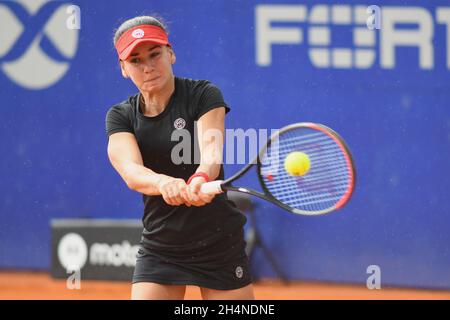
[132,227,253,290]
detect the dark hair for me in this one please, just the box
[113,15,168,46]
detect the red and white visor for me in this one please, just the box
[115,25,170,60]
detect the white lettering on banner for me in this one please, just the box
[89,241,139,267]
[255,5,306,66]
[57,233,139,270]
[381,7,433,69]
[437,8,450,69]
[255,4,450,69]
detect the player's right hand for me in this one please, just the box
[186,176,215,206]
[157,176,191,207]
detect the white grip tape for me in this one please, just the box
[200,180,224,195]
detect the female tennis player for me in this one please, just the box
[106,16,254,300]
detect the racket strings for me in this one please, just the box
[259,128,352,213]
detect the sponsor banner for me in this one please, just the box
[51,219,141,281]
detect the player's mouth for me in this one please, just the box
[144,76,160,82]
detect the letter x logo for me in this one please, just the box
[0,0,79,89]
[0,1,70,62]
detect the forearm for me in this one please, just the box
[196,137,224,180]
[196,134,224,181]
[195,107,226,182]
[196,163,221,181]
[123,162,166,195]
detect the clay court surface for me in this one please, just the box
[1,271,449,300]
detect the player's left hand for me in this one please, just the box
[187,176,215,206]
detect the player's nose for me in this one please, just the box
[142,60,154,73]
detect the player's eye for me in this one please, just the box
[150,51,161,59]
[130,57,140,64]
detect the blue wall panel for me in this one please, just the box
[1,0,449,289]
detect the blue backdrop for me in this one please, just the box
[1,0,449,289]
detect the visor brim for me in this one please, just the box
[119,38,169,60]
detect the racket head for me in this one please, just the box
[257,122,356,216]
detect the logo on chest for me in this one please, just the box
[174,118,186,130]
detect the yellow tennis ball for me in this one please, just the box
[284,151,311,176]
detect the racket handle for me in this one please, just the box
[200,180,224,195]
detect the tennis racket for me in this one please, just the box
[201,122,356,216]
